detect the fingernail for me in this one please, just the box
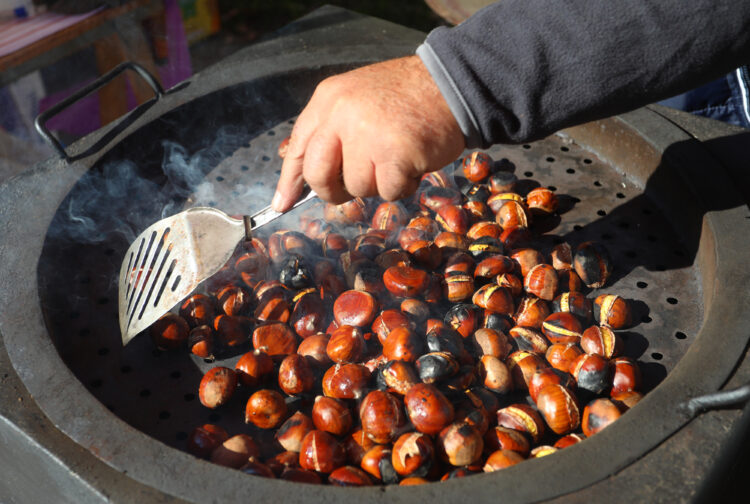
[271,191,284,211]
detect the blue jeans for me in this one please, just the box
[659,66,750,129]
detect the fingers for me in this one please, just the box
[375,161,421,202]
[302,129,351,204]
[274,119,316,212]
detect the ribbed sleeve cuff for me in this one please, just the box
[417,39,485,149]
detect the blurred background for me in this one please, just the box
[0,0,445,181]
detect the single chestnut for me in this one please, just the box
[571,353,613,395]
[280,468,322,484]
[611,390,644,410]
[377,360,420,396]
[416,351,460,384]
[462,151,494,183]
[477,355,512,394]
[252,322,297,359]
[472,284,514,315]
[215,284,252,317]
[199,367,237,409]
[511,248,545,278]
[401,298,431,324]
[245,389,287,429]
[541,312,583,344]
[484,425,530,456]
[322,363,371,399]
[557,268,584,293]
[383,327,425,363]
[359,390,404,444]
[552,291,593,323]
[210,433,260,468]
[324,198,369,225]
[514,297,551,329]
[235,349,274,387]
[312,396,353,436]
[187,423,229,458]
[496,403,545,443]
[554,433,586,449]
[371,201,408,231]
[276,411,315,452]
[436,205,471,234]
[496,273,524,297]
[391,432,434,477]
[438,422,484,467]
[495,200,530,229]
[574,241,612,288]
[483,449,525,472]
[150,313,190,350]
[333,290,378,328]
[526,187,559,214]
[179,294,216,328]
[467,221,503,240]
[188,325,215,360]
[290,290,327,339]
[508,326,549,354]
[610,356,642,396]
[524,264,559,301]
[419,186,463,213]
[444,251,475,275]
[434,231,470,252]
[299,430,346,474]
[470,327,512,359]
[593,294,632,329]
[468,236,504,260]
[405,383,454,435]
[528,367,575,403]
[444,303,482,338]
[278,353,315,395]
[474,254,515,279]
[582,398,622,437]
[549,242,573,271]
[326,325,365,363]
[383,265,429,298]
[507,351,547,391]
[535,384,580,434]
[329,466,373,486]
[581,325,622,358]
[545,343,584,373]
[488,171,517,194]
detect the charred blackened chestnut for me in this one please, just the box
[279,254,314,289]
[574,241,612,288]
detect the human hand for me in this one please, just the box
[272,55,465,212]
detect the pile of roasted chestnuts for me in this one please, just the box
[148,147,644,486]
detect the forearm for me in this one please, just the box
[419,0,750,146]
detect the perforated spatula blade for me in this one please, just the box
[118,189,316,345]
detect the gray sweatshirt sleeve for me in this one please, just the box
[417,0,750,147]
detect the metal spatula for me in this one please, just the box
[118,187,317,345]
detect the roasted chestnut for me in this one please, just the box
[360,390,404,444]
[326,325,365,363]
[278,353,315,395]
[245,389,287,429]
[472,284,514,315]
[235,349,274,387]
[541,312,583,344]
[574,241,612,288]
[210,433,259,468]
[484,425,530,456]
[383,327,425,363]
[299,430,346,473]
[444,303,482,338]
[322,363,371,399]
[252,322,297,359]
[276,411,315,452]
[526,187,559,214]
[549,242,573,271]
[279,254,314,290]
[528,367,575,403]
[371,202,408,231]
[405,383,455,435]
[188,325,215,360]
[187,423,229,458]
[391,432,434,477]
[580,325,622,358]
[333,290,378,328]
[470,327,512,359]
[551,291,593,323]
[438,422,484,467]
[462,151,494,183]
[199,366,237,409]
[545,343,584,373]
[610,356,642,396]
[477,355,512,394]
[508,326,549,354]
[535,384,580,435]
[329,466,373,486]
[496,403,545,443]
[582,398,622,437]
[377,359,420,396]
[416,351,460,384]
[488,171,518,194]
[571,353,612,395]
[383,265,430,298]
[312,396,353,436]
[150,313,189,350]
[483,449,525,472]
[593,294,632,329]
[524,263,559,300]
[179,294,216,328]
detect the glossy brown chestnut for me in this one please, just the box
[383,327,425,363]
[549,242,573,271]
[483,449,525,472]
[360,445,398,484]
[212,314,250,349]
[187,423,229,458]
[240,460,275,478]
[438,422,484,466]
[507,351,547,391]
[546,343,584,373]
[325,325,365,363]
[405,383,455,435]
[574,241,613,288]
[434,231,470,252]
[276,411,315,452]
[371,202,408,231]
[188,325,215,360]
[333,290,378,328]
[444,271,475,302]
[611,356,642,396]
[557,268,584,293]
[445,303,481,338]
[252,322,297,359]
[290,291,327,339]
[312,396,353,436]
[524,263,559,301]
[360,390,404,444]
[499,226,533,249]
[377,360,420,395]
[526,187,559,214]
[278,353,315,395]
[391,432,435,477]
[593,294,632,329]
[472,284,514,315]
[322,363,371,399]
[571,353,613,395]
[245,389,287,429]
[484,425,530,456]
[495,200,530,229]
[299,430,346,474]
[296,333,331,367]
[199,367,237,409]
[235,349,274,387]
[436,205,471,234]
[279,468,322,484]
[401,298,431,324]
[535,384,580,435]
[496,272,524,297]
[215,284,252,317]
[372,310,411,345]
[322,232,349,258]
[329,466,373,486]
[179,294,216,328]
[150,313,190,350]
[611,390,643,410]
[407,215,440,235]
[508,326,549,354]
[528,367,575,403]
[383,265,430,298]
[582,398,622,437]
[464,199,492,221]
[419,186,463,213]
[470,327,512,359]
[209,433,260,468]
[467,221,503,240]
[478,355,512,394]
[443,251,475,275]
[487,192,524,213]
[496,403,545,443]
[324,198,369,225]
[581,325,622,358]
[266,450,301,475]
[511,248,546,278]
[552,292,593,323]
[405,240,443,270]
[542,312,583,344]
[488,171,518,194]
[554,433,586,449]
[462,151,494,182]
[474,254,515,279]
[253,295,291,323]
[375,248,412,270]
